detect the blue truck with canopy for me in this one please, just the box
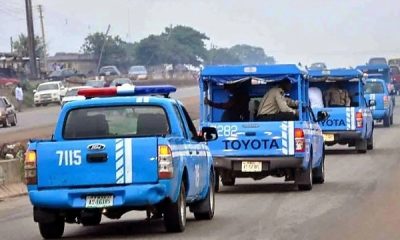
[25,85,218,238]
[308,69,374,153]
[356,63,396,105]
[199,64,327,191]
[364,78,394,127]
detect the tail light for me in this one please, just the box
[25,151,37,184]
[158,145,173,179]
[384,96,389,108]
[294,128,305,152]
[356,112,363,128]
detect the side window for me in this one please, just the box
[173,105,188,138]
[181,106,198,141]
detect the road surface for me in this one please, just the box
[0,101,400,239]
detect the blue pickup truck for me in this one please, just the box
[364,78,394,127]
[25,85,218,239]
[308,69,374,153]
[200,64,327,191]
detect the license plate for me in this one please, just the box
[85,195,113,208]
[323,134,334,142]
[241,161,262,172]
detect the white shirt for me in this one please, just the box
[15,87,23,101]
[309,87,324,108]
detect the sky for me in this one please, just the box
[1,0,400,67]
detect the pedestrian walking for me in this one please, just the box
[15,83,23,112]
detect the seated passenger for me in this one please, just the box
[309,87,324,108]
[324,83,350,107]
[256,78,298,121]
[204,82,250,121]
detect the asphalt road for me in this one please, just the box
[1,102,400,239]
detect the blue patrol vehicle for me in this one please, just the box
[357,63,396,106]
[364,78,394,127]
[199,64,327,191]
[25,85,218,239]
[308,69,374,153]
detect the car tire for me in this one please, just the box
[390,114,394,125]
[193,171,215,220]
[383,115,390,127]
[164,182,186,232]
[81,213,102,226]
[312,150,325,184]
[38,219,65,239]
[297,151,313,191]
[356,139,367,153]
[2,117,9,127]
[10,114,17,126]
[214,171,220,193]
[367,133,374,150]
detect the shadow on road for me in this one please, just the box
[218,182,298,194]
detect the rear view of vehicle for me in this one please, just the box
[309,69,374,153]
[26,85,217,239]
[129,65,148,80]
[364,79,394,127]
[200,64,327,191]
[390,65,400,92]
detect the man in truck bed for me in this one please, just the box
[25,85,218,239]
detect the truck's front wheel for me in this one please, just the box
[164,182,186,232]
[193,171,215,220]
[38,219,65,239]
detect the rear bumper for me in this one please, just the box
[213,156,303,171]
[372,109,389,120]
[29,184,167,209]
[323,131,362,143]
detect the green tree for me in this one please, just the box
[13,34,45,57]
[134,25,209,66]
[229,44,275,64]
[205,48,241,65]
[81,32,135,70]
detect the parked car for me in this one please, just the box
[61,86,92,107]
[34,81,67,106]
[128,65,148,80]
[0,96,17,127]
[99,66,121,76]
[85,79,107,88]
[48,69,86,81]
[109,78,133,87]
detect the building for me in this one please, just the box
[47,53,97,75]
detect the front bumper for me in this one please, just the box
[214,156,303,171]
[29,184,168,209]
[34,97,60,104]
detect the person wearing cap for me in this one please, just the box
[256,78,299,121]
[204,82,250,121]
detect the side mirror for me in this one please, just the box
[368,99,376,107]
[316,111,329,122]
[200,127,218,141]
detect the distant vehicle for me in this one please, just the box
[61,86,92,107]
[128,65,148,80]
[0,96,17,127]
[390,65,400,91]
[308,62,327,70]
[34,81,67,107]
[0,68,20,86]
[85,79,107,88]
[388,58,400,67]
[99,66,121,76]
[364,78,394,127]
[48,69,86,81]
[368,57,387,65]
[109,78,133,87]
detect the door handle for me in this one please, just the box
[87,153,108,163]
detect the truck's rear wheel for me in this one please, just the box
[38,219,65,239]
[164,182,186,232]
[296,155,313,191]
[390,114,394,125]
[367,133,374,150]
[356,139,367,153]
[383,115,390,127]
[193,171,215,220]
[313,151,325,184]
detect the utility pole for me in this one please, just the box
[10,37,13,53]
[96,24,111,73]
[25,0,38,79]
[37,4,47,73]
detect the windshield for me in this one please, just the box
[37,83,59,91]
[63,106,170,139]
[364,82,384,94]
[369,58,387,65]
[86,80,104,87]
[0,99,5,108]
[100,67,116,73]
[65,89,79,97]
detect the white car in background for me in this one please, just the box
[34,81,67,106]
[61,86,92,107]
[128,65,148,80]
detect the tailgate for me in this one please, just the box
[36,138,158,189]
[206,122,296,156]
[314,107,356,131]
